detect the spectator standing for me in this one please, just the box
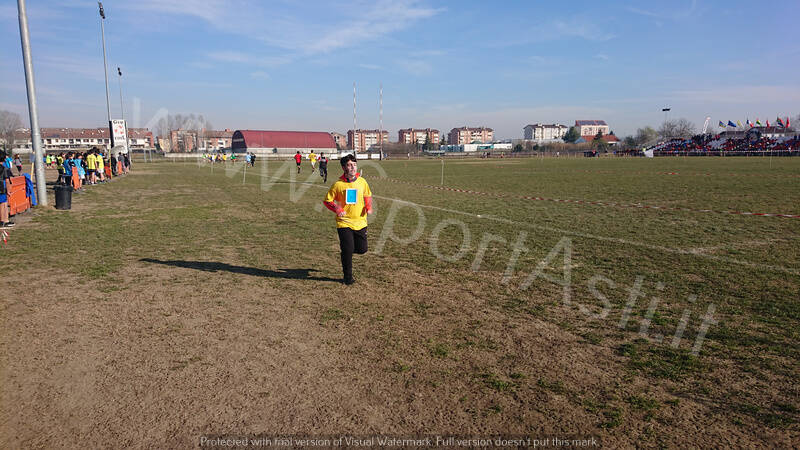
[0,150,13,228]
[13,154,23,175]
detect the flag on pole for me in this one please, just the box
[756,119,763,126]
[737,120,743,128]
[787,117,791,128]
[746,119,752,127]
[728,121,737,127]
[776,117,785,127]
[766,119,771,127]
[719,120,725,128]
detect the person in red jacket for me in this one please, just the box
[294,151,302,173]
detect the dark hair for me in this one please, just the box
[0,150,6,159]
[340,153,356,167]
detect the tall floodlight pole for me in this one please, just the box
[117,66,128,155]
[379,83,383,160]
[353,82,357,154]
[117,67,125,123]
[99,1,111,151]
[662,107,670,140]
[17,0,47,205]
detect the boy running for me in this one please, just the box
[309,151,317,173]
[318,153,328,183]
[294,151,302,173]
[323,154,373,285]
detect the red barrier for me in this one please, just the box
[6,176,30,215]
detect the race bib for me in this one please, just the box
[345,188,358,204]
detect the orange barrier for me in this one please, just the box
[104,166,112,179]
[117,161,122,174]
[6,176,31,215]
[71,167,82,190]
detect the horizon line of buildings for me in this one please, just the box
[9,120,619,153]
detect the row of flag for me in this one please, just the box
[718,117,791,129]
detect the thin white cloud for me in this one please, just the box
[628,0,698,20]
[358,63,382,70]
[250,71,270,80]
[124,0,442,57]
[207,51,291,68]
[398,60,433,76]
[594,53,610,61]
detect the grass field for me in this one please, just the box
[1,156,798,447]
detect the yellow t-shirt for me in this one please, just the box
[309,153,317,163]
[96,155,104,169]
[87,154,97,170]
[324,176,372,230]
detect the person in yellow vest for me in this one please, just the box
[323,154,373,285]
[308,151,317,173]
[96,149,106,182]
[86,149,97,185]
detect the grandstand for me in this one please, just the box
[646,127,798,156]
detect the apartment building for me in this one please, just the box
[347,129,389,152]
[398,128,440,146]
[448,126,493,145]
[575,120,609,137]
[13,127,153,151]
[523,123,568,142]
[330,132,347,149]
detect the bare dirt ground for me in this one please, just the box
[1,163,797,448]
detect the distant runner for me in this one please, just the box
[294,151,302,173]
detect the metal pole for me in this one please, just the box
[117,67,127,155]
[17,0,47,206]
[99,2,111,124]
[379,83,383,160]
[353,82,357,153]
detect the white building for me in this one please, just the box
[575,120,609,137]
[523,123,568,142]
[13,127,153,152]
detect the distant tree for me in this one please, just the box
[659,118,696,140]
[594,130,604,140]
[513,143,523,152]
[0,110,24,150]
[635,126,658,146]
[562,126,579,143]
[623,136,637,148]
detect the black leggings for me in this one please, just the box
[319,166,327,181]
[337,227,368,280]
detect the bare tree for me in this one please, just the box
[659,118,697,140]
[0,110,24,150]
[634,126,658,146]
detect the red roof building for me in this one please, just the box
[231,130,336,153]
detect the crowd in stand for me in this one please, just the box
[652,134,800,155]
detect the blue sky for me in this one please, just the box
[1,0,798,139]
